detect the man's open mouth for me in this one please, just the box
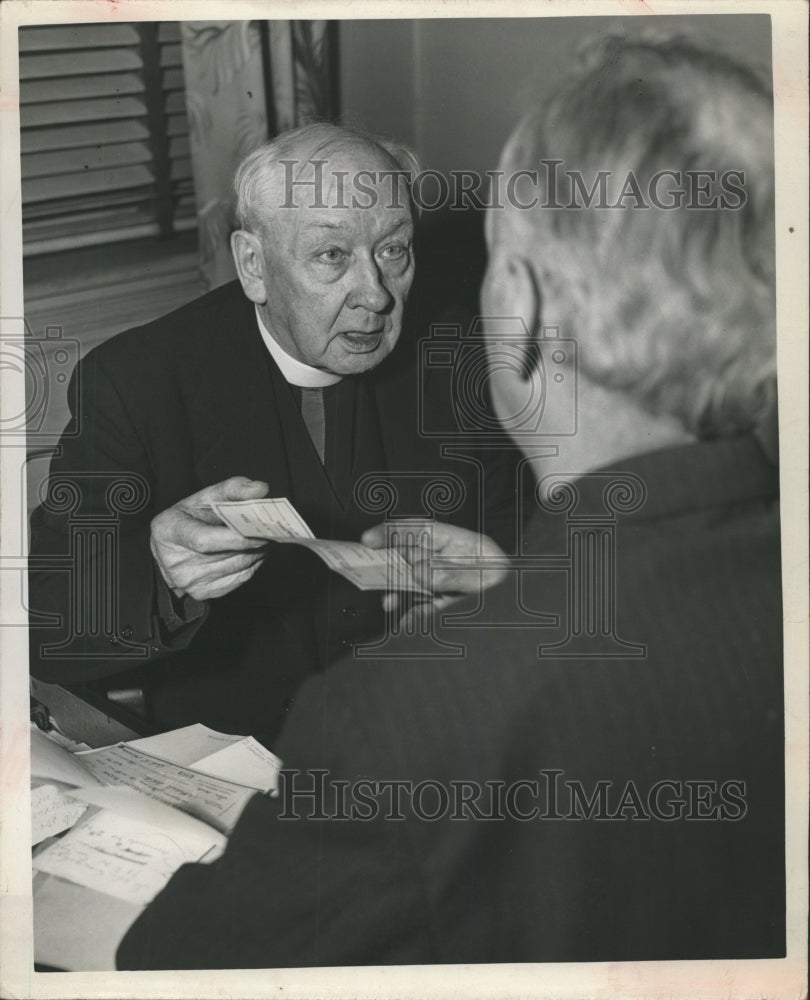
[340,331,384,352]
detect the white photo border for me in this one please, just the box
[1,1,807,997]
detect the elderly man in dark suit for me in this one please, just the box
[28,124,514,743]
[118,34,784,967]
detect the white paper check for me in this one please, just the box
[213,497,315,539]
[211,498,431,594]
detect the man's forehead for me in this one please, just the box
[264,140,411,204]
[252,138,415,237]
[290,207,413,240]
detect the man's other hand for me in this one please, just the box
[361,521,509,619]
[150,477,269,601]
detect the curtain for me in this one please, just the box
[180,20,336,289]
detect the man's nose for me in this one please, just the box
[348,256,393,312]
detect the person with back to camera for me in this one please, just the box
[119,33,784,967]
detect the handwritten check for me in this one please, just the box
[212,498,431,594]
[213,497,315,540]
[77,744,255,835]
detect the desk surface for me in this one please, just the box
[33,870,143,972]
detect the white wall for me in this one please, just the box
[340,14,772,175]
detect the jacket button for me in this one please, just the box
[341,607,356,618]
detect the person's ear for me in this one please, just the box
[483,250,541,338]
[481,246,546,429]
[505,254,541,341]
[230,230,267,304]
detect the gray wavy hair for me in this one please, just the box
[233,122,421,233]
[500,32,776,438]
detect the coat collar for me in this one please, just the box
[187,283,434,504]
[528,433,779,531]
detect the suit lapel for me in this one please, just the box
[187,293,293,499]
[371,348,441,516]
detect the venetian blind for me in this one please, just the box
[20,21,196,256]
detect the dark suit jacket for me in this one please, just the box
[28,281,520,741]
[117,433,785,968]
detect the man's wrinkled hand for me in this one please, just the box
[150,477,269,601]
[361,520,509,621]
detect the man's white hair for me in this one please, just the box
[233,122,421,233]
[500,32,775,438]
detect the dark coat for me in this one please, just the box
[117,434,785,968]
[29,281,521,741]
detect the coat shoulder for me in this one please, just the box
[84,281,252,377]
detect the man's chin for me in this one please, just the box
[331,336,396,375]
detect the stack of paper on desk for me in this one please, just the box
[31,724,281,907]
[212,496,432,594]
[127,723,281,794]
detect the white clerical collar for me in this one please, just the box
[255,306,342,388]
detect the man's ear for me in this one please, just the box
[230,230,267,304]
[505,254,541,341]
[481,250,545,434]
[503,256,545,382]
[483,250,541,338]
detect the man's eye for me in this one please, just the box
[379,244,409,262]
[317,248,346,264]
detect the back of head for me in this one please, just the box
[500,33,776,439]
